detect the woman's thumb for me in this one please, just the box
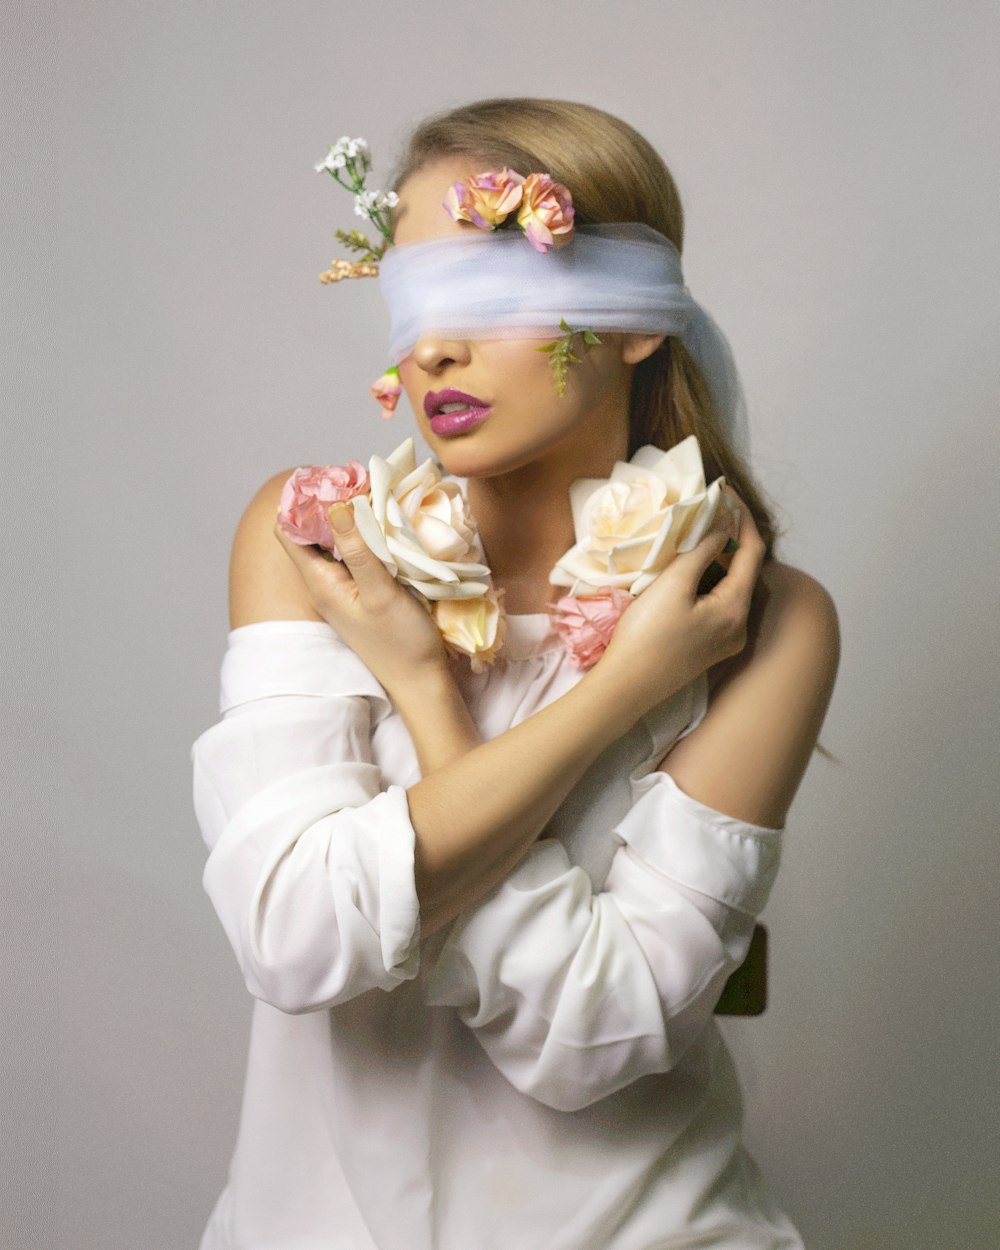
[328,502,377,574]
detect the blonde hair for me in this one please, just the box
[391,96,781,558]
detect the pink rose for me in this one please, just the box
[517,173,575,253]
[277,462,370,550]
[370,367,402,418]
[443,168,525,230]
[548,588,633,670]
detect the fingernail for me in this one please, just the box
[329,503,354,534]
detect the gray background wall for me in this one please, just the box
[7,1,999,1247]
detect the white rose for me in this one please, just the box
[549,435,737,596]
[352,438,492,601]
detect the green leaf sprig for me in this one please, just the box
[535,319,603,396]
[334,228,386,264]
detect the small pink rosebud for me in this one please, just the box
[277,462,370,550]
[517,173,575,253]
[370,366,403,418]
[443,168,526,230]
[548,588,633,669]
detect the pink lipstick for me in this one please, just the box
[425,388,492,437]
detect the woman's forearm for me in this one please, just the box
[392,665,652,937]
[394,667,483,777]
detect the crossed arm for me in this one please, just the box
[198,468,838,1106]
[232,467,839,924]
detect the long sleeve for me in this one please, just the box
[422,765,782,1112]
[190,621,422,1014]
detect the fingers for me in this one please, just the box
[706,487,765,604]
[665,516,734,600]
[325,503,397,603]
[273,501,400,611]
[705,487,765,615]
[273,514,348,572]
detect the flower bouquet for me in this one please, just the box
[277,439,505,672]
[547,435,739,668]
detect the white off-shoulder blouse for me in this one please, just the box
[190,614,803,1250]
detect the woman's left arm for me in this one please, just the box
[422,562,839,1112]
[658,562,840,827]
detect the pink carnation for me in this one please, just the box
[277,462,370,550]
[371,367,402,418]
[548,588,633,670]
[517,173,575,253]
[443,168,525,230]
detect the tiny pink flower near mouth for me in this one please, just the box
[277,462,370,552]
[443,168,526,230]
[371,366,402,417]
[548,589,633,670]
[517,173,575,253]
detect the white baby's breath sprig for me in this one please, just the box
[354,188,399,222]
[315,136,396,269]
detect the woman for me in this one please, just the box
[192,98,839,1249]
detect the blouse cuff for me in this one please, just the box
[620,771,783,915]
[219,621,392,719]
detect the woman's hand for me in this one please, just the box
[273,502,451,697]
[593,487,766,715]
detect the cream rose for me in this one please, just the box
[549,435,737,596]
[351,438,492,601]
[432,586,506,673]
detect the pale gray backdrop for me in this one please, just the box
[7,1,999,1247]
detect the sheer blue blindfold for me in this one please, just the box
[378,222,750,458]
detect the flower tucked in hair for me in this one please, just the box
[443,168,525,230]
[443,167,575,253]
[517,173,575,253]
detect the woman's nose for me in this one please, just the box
[411,335,472,374]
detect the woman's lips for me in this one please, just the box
[425,388,492,436]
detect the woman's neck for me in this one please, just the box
[464,437,628,615]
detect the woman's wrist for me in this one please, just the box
[389,664,481,774]
[580,655,686,731]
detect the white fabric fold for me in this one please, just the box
[191,624,421,1014]
[220,620,393,716]
[423,772,782,1112]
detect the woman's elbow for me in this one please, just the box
[235,902,410,1014]
[483,1031,681,1113]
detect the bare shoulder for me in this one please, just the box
[661,560,840,828]
[752,560,840,669]
[228,468,326,630]
[709,559,841,724]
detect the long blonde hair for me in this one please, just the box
[391,96,781,558]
